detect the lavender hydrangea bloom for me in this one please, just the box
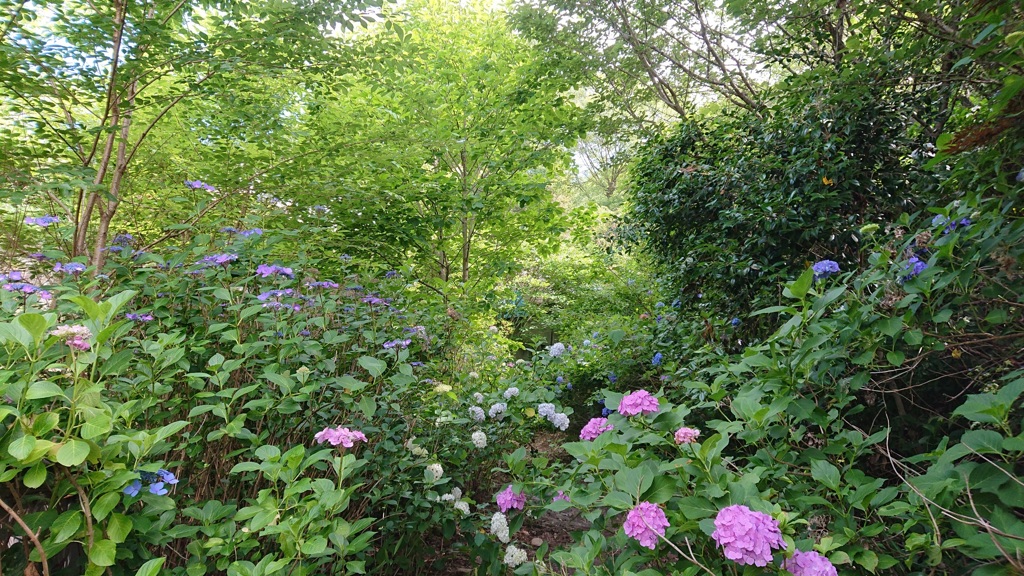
[712,504,786,566]
[256,263,293,278]
[901,256,928,282]
[184,179,215,191]
[623,502,670,549]
[579,417,613,441]
[618,390,659,416]
[783,549,838,576]
[123,480,142,497]
[198,253,238,266]
[125,313,155,322]
[548,342,566,357]
[496,485,526,513]
[811,260,840,281]
[305,280,339,289]
[469,406,486,422]
[25,215,59,227]
[54,262,87,275]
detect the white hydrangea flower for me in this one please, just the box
[537,403,556,418]
[472,431,487,448]
[490,512,510,543]
[426,463,444,481]
[434,383,452,393]
[441,492,455,502]
[469,406,485,422]
[451,487,462,499]
[582,339,591,347]
[549,342,566,357]
[504,544,528,567]
[473,392,485,404]
[503,387,519,399]
[468,371,480,379]
[488,325,499,334]
[454,501,470,514]
[488,403,507,419]
[411,445,428,457]
[549,413,569,431]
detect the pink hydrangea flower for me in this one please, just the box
[314,426,367,448]
[552,490,570,503]
[674,426,700,444]
[783,549,838,576]
[712,504,786,566]
[579,417,614,441]
[618,390,659,416]
[496,485,526,513]
[623,501,669,549]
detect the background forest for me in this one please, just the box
[1,0,1022,575]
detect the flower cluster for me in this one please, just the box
[125,312,155,322]
[503,545,528,567]
[124,469,179,497]
[256,263,293,278]
[426,463,444,481]
[383,338,412,349]
[490,512,510,543]
[536,402,569,430]
[185,179,215,191]
[305,280,339,289]
[471,431,487,448]
[51,324,91,351]
[618,390,659,416]
[580,417,613,441]
[553,490,570,503]
[548,342,566,357]
[623,501,670,549]
[2,281,52,300]
[782,549,838,576]
[53,262,86,275]
[674,426,700,444]
[469,406,486,422]
[496,485,526,513]
[711,504,786,566]
[488,403,507,419]
[901,256,928,282]
[652,352,662,366]
[314,426,367,448]
[197,253,238,267]
[25,215,60,227]
[502,386,519,399]
[812,260,840,281]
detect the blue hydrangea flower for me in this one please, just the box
[184,179,215,192]
[25,215,59,227]
[54,262,87,275]
[149,482,168,496]
[239,228,263,238]
[731,317,741,327]
[157,469,178,485]
[112,233,134,246]
[811,260,840,281]
[608,373,617,383]
[601,407,612,417]
[652,352,662,366]
[901,256,928,282]
[123,480,142,497]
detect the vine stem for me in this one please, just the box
[0,493,50,576]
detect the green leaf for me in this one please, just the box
[609,329,626,344]
[25,381,67,401]
[357,396,377,419]
[8,434,37,460]
[785,267,814,300]
[107,513,133,544]
[357,356,386,377]
[52,510,83,543]
[92,493,120,521]
[80,413,112,439]
[56,439,91,467]
[810,459,841,491]
[641,475,678,504]
[24,461,47,488]
[134,558,166,576]
[89,539,117,567]
[886,350,905,366]
[18,313,50,343]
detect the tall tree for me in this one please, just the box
[0,0,374,264]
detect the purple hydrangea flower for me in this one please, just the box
[711,504,786,567]
[24,215,59,227]
[125,312,155,322]
[579,417,613,441]
[198,253,238,266]
[618,390,659,416]
[783,549,838,576]
[305,280,339,289]
[239,228,262,237]
[256,263,294,278]
[496,485,526,513]
[185,179,216,191]
[383,338,412,349]
[53,262,86,275]
[623,502,670,549]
